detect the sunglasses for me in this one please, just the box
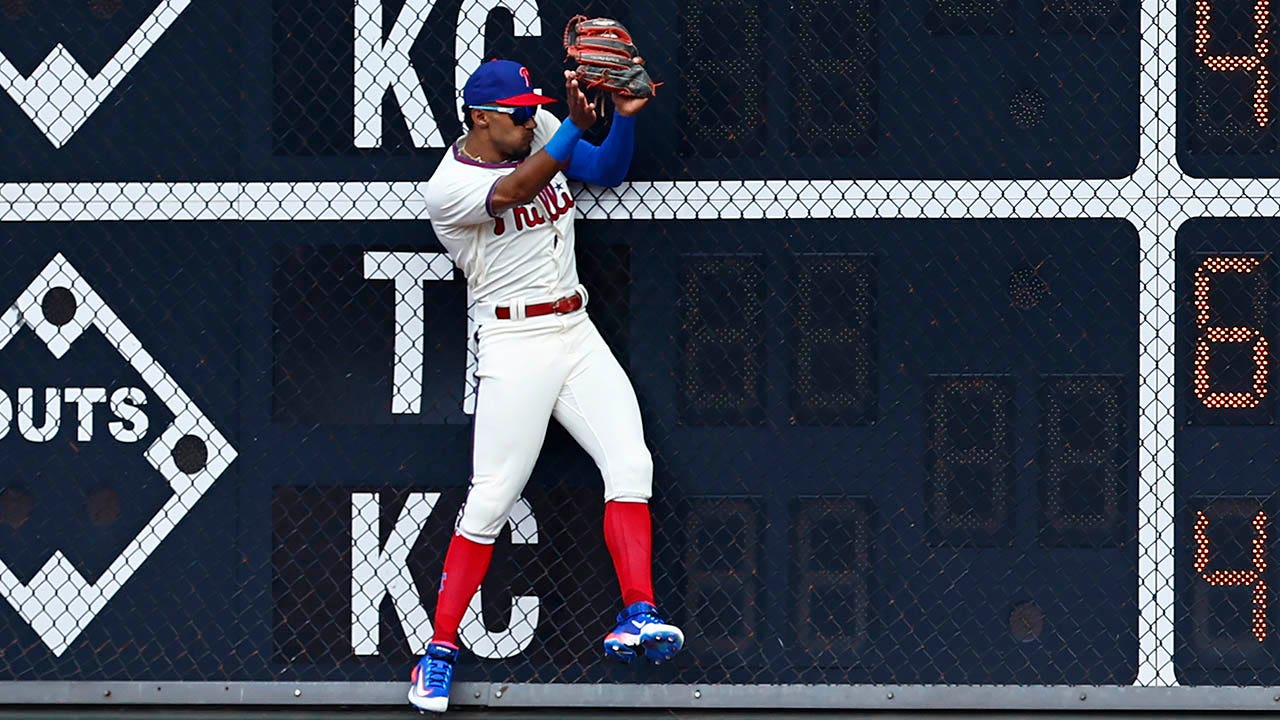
[473,105,537,124]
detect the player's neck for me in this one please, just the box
[461,135,505,164]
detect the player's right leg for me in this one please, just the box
[409,324,566,713]
[552,318,684,664]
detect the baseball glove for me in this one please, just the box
[563,15,660,98]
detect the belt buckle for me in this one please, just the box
[551,294,575,314]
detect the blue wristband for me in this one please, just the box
[544,119,584,163]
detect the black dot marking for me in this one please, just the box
[0,487,32,528]
[172,435,208,474]
[1009,87,1047,129]
[1,0,27,20]
[1009,600,1044,643]
[89,0,121,19]
[42,287,76,326]
[87,486,120,526]
[1008,268,1048,309]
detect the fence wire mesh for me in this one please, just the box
[0,0,1276,705]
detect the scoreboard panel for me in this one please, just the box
[625,218,1139,683]
[1178,0,1280,176]
[269,0,1141,181]
[0,0,1140,181]
[1176,218,1280,684]
[257,218,1141,684]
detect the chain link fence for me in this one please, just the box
[0,0,1278,709]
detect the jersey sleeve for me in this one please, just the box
[424,166,501,229]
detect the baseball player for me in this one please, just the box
[407,58,684,713]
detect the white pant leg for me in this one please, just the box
[458,325,569,543]
[552,318,654,503]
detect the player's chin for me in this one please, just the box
[513,144,533,161]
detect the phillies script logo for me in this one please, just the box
[0,254,236,655]
[494,182,574,235]
[0,0,193,147]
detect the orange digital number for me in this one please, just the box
[1194,508,1269,642]
[1195,0,1273,129]
[1193,256,1270,409]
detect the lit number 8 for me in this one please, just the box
[1194,0,1273,129]
[1193,256,1270,409]
[1194,508,1269,642]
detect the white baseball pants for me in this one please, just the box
[456,310,653,543]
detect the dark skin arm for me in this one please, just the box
[488,71,595,215]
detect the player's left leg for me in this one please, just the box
[552,317,684,664]
[410,323,567,713]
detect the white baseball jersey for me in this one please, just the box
[424,113,583,311]
[422,112,653,547]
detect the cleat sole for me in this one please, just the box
[640,626,685,663]
[603,638,640,663]
[407,690,449,714]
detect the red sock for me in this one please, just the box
[431,534,494,646]
[604,500,655,606]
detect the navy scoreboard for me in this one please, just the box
[11,0,1280,700]
[263,0,1148,683]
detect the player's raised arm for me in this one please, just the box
[565,89,650,188]
[560,14,658,188]
[486,72,596,214]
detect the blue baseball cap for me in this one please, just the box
[463,59,557,107]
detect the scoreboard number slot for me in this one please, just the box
[790,496,875,667]
[1187,0,1278,155]
[1189,253,1275,424]
[789,253,878,426]
[925,375,1017,547]
[788,0,877,156]
[682,497,764,662]
[679,251,882,427]
[1176,223,1280,682]
[679,0,767,158]
[1189,498,1271,664]
[1038,375,1127,547]
[678,254,768,426]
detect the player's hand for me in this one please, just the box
[613,57,651,117]
[613,94,649,116]
[565,70,597,131]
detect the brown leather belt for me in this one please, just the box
[495,292,583,320]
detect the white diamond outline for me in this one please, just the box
[0,0,193,148]
[0,253,237,656]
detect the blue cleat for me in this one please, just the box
[408,642,459,713]
[602,601,685,664]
